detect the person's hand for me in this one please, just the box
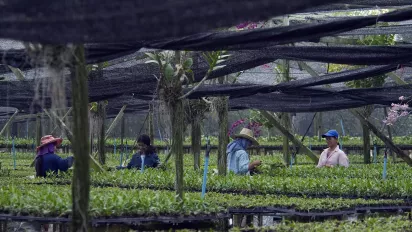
[67,157,74,167]
[252,160,262,167]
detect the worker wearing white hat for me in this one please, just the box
[227,128,262,175]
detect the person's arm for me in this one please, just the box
[126,154,139,169]
[237,150,250,174]
[338,151,350,167]
[316,151,325,168]
[56,155,74,172]
[152,153,160,168]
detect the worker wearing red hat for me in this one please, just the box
[35,135,74,177]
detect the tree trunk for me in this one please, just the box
[362,123,371,164]
[170,99,184,201]
[36,114,42,146]
[217,97,229,175]
[148,104,155,143]
[191,119,201,170]
[97,102,106,165]
[314,113,323,142]
[362,106,373,164]
[70,45,90,232]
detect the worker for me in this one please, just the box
[317,130,349,168]
[35,135,74,177]
[227,128,262,175]
[118,134,160,170]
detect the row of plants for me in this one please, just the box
[0,184,406,217]
[231,216,412,232]
[0,151,402,172]
[1,152,407,180]
[20,167,412,199]
[3,135,412,147]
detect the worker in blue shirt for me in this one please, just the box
[227,128,261,175]
[35,135,74,177]
[118,134,160,170]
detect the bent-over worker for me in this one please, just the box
[35,135,74,177]
[227,128,262,175]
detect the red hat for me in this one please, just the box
[36,135,63,151]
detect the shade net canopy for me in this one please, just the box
[2,6,412,73]
[0,0,343,44]
[0,61,409,114]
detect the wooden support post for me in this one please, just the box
[350,109,412,166]
[36,114,42,146]
[148,104,154,143]
[362,123,371,164]
[97,102,107,165]
[121,115,125,154]
[170,99,185,201]
[281,60,291,165]
[217,96,229,175]
[70,45,90,232]
[217,76,229,175]
[105,105,127,140]
[0,110,18,137]
[191,118,201,170]
[260,111,319,163]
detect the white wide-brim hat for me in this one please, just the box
[231,128,259,146]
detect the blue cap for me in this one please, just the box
[322,130,339,138]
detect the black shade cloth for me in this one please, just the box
[0,0,341,43]
[186,64,402,99]
[229,85,412,113]
[0,63,409,114]
[2,45,412,82]
[144,7,412,51]
[2,6,412,73]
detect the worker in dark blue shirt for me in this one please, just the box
[35,135,74,177]
[118,134,160,170]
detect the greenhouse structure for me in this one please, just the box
[2,0,412,231]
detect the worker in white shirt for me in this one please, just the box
[317,130,349,168]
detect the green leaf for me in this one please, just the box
[145,53,158,61]
[164,64,174,80]
[183,58,193,70]
[145,60,160,65]
[212,65,226,71]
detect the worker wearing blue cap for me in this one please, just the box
[317,130,349,168]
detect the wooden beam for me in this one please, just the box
[0,110,18,137]
[104,105,127,140]
[50,108,72,134]
[350,109,412,166]
[260,110,319,163]
[387,72,408,85]
[297,61,320,78]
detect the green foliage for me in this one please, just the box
[19,163,412,199]
[202,51,230,72]
[0,183,404,217]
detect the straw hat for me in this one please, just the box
[231,128,259,146]
[36,135,63,151]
